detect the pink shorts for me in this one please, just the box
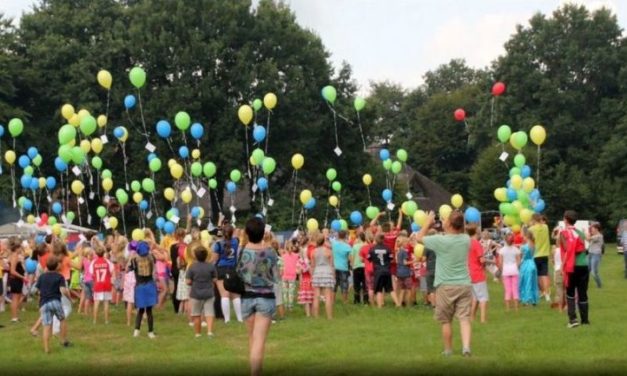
[502,275,519,300]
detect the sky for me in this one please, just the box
[2,0,625,93]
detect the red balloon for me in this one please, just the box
[492,82,506,96]
[39,213,48,226]
[454,108,466,121]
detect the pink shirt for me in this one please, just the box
[281,252,300,281]
[82,258,93,282]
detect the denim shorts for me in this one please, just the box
[40,300,65,326]
[242,297,276,320]
[334,270,350,293]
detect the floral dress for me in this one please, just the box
[297,252,313,304]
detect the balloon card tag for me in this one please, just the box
[252,184,258,193]
[265,224,272,233]
[196,220,201,227]
[334,147,342,156]
[262,207,268,216]
[229,205,236,213]
[125,183,130,191]
[171,216,180,224]
[86,215,92,225]
[104,219,111,229]
[89,192,95,200]
[406,193,413,199]
[78,197,85,204]
[387,203,395,211]
[191,183,197,192]
[100,135,109,144]
[146,211,153,219]
[104,195,110,203]
[16,219,24,227]
[145,142,156,153]
[267,199,274,207]
[197,188,206,198]
[47,195,52,202]
[89,176,93,185]
[499,152,509,162]
[46,228,52,235]
[72,166,81,176]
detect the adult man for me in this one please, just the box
[331,231,352,304]
[416,210,472,357]
[529,214,551,301]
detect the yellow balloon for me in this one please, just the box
[67,139,76,147]
[181,189,192,204]
[27,214,36,224]
[263,93,277,110]
[91,138,104,154]
[362,174,373,186]
[69,114,80,127]
[118,127,128,142]
[249,156,257,166]
[512,200,523,212]
[102,177,113,192]
[4,150,16,165]
[503,215,516,226]
[329,195,339,207]
[108,216,118,230]
[61,104,75,120]
[97,69,113,90]
[59,229,68,240]
[170,164,184,180]
[511,175,523,190]
[529,125,546,146]
[80,139,91,154]
[133,192,143,204]
[132,228,145,241]
[238,105,253,126]
[52,223,62,236]
[191,149,201,159]
[413,210,427,226]
[306,218,319,232]
[451,194,463,209]
[299,189,312,205]
[200,230,211,242]
[198,207,205,218]
[77,109,90,122]
[71,180,85,195]
[414,243,425,259]
[439,204,452,220]
[291,153,304,170]
[511,224,521,233]
[38,177,46,189]
[520,208,533,224]
[167,159,176,168]
[522,177,535,193]
[97,115,107,128]
[164,188,175,201]
[494,187,507,202]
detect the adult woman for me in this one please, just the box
[212,224,243,323]
[311,231,335,318]
[237,218,279,376]
[8,237,26,322]
[130,241,158,338]
[587,223,604,288]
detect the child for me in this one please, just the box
[368,233,394,308]
[281,239,300,311]
[35,256,72,353]
[551,242,564,311]
[395,236,412,307]
[130,241,158,338]
[467,224,489,323]
[311,231,335,319]
[498,235,521,312]
[480,230,499,281]
[296,236,313,317]
[78,247,94,315]
[186,246,218,337]
[518,231,539,306]
[359,232,375,306]
[90,244,114,324]
[123,243,137,326]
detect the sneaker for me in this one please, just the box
[441,350,453,357]
[133,329,140,337]
[147,332,156,339]
[62,341,72,348]
[194,334,202,339]
[581,321,590,325]
[188,322,194,327]
[201,322,207,327]
[567,321,580,329]
[462,349,472,357]
[11,318,20,323]
[544,294,551,302]
[207,332,214,338]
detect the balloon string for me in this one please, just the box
[537,145,541,190]
[166,138,176,157]
[121,204,127,235]
[76,195,82,227]
[366,185,372,207]
[264,111,272,154]
[151,192,160,217]
[121,143,129,191]
[136,89,150,142]
[65,170,70,215]
[230,194,235,223]
[104,89,111,135]
[11,166,16,208]
[323,184,330,229]
[356,111,366,151]
[291,170,297,224]
[490,97,495,128]
[213,189,223,215]
[97,174,101,201]
[244,126,251,179]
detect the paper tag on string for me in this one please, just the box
[16,219,24,227]
[89,192,95,200]
[100,135,109,144]
[196,220,201,227]
[47,195,52,202]
[405,193,413,200]
[78,197,85,204]
[145,142,156,153]
[387,203,395,211]
[191,183,197,192]
[252,184,258,193]
[499,152,509,162]
[229,206,236,213]
[196,188,206,198]
[171,216,180,224]
[104,195,110,203]
[262,208,268,216]
[104,220,111,230]
[265,224,272,233]
[334,147,342,156]
[146,211,153,220]
[87,215,92,225]
[267,199,274,207]
[72,166,81,176]
[89,176,93,185]
[46,228,52,235]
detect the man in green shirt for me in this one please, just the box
[417,210,472,357]
[529,214,551,302]
[350,232,368,305]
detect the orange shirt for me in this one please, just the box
[60,255,71,280]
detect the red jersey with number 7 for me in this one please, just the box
[90,256,114,293]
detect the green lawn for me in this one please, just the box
[1,246,626,375]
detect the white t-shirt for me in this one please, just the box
[498,245,520,276]
[553,247,562,272]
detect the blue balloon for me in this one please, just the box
[521,165,532,178]
[139,200,149,211]
[534,199,546,213]
[379,148,390,161]
[190,206,201,218]
[46,177,57,190]
[178,146,189,159]
[0,125,4,137]
[411,222,420,233]
[167,207,180,219]
[124,94,136,109]
[27,147,38,160]
[464,207,481,223]
[147,153,157,162]
[506,179,512,188]
[350,211,363,225]
[506,188,517,202]
[52,202,63,214]
[226,181,237,193]
[23,199,33,211]
[331,219,342,232]
[252,125,266,143]
[25,258,38,274]
[29,178,39,191]
[382,189,393,202]
[54,157,67,172]
[304,198,316,210]
[18,155,30,169]
[20,175,32,189]
[190,123,204,140]
[163,221,176,235]
[530,189,540,201]
[257,177,268,192]
[155,217,166,230]
[113,126,125,139]
[156,120,172,138]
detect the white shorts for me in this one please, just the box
[93,292,112,301]
[471,281,489,303]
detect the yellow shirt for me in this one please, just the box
[530,224,550,258]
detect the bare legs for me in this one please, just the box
[441,320,472,354]
[312,287,333,319]
[246,313,272,376]
[93,299,110,324]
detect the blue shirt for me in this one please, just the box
[212,239,239,268]
[332,240,352,272]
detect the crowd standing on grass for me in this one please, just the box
[0,208,612,371]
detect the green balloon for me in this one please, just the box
[326,168,337,182]
[96,206,107,218]
[71,146,85,165]
[391,161,402,174]
[366,206,380,220]
[321,85,337,104]
[142,178,155,193]
[499,203,514,215]
[131,180,141,192]
[514,154,526,168]
[48,216,57,225]
[396,149,408,162]
[91,156,103,170]
[129,67,146,89]
[149,158,162,172]
[208,178,217,189]
[383,159,392,171]
[262,158,276,175]
[175,111,191,131]
[79,115,97,136]
[404,200,418,216]
[509,167,521,178]
[190,162,202,177]
[252,99,263,112]
[58,124,76,145]
[497,125,511,144]
[339,219,348,231]
[18,196,26,207]
[58,144,73,163]
[8,118,23,138]
[514,131,528,149]
[230,169,242,183]
[203,162,217,178]
[332,181,342,192]
[166,208,176,220]
[66,211,75,222]
[517,190,528,203]
[252,148,265,165]
[354,97,366,112]
[101,169,112,179]
[24,166,34,176]
[115,188,128,205]
[32,154,42,167]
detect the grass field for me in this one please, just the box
[1,245,626,375]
